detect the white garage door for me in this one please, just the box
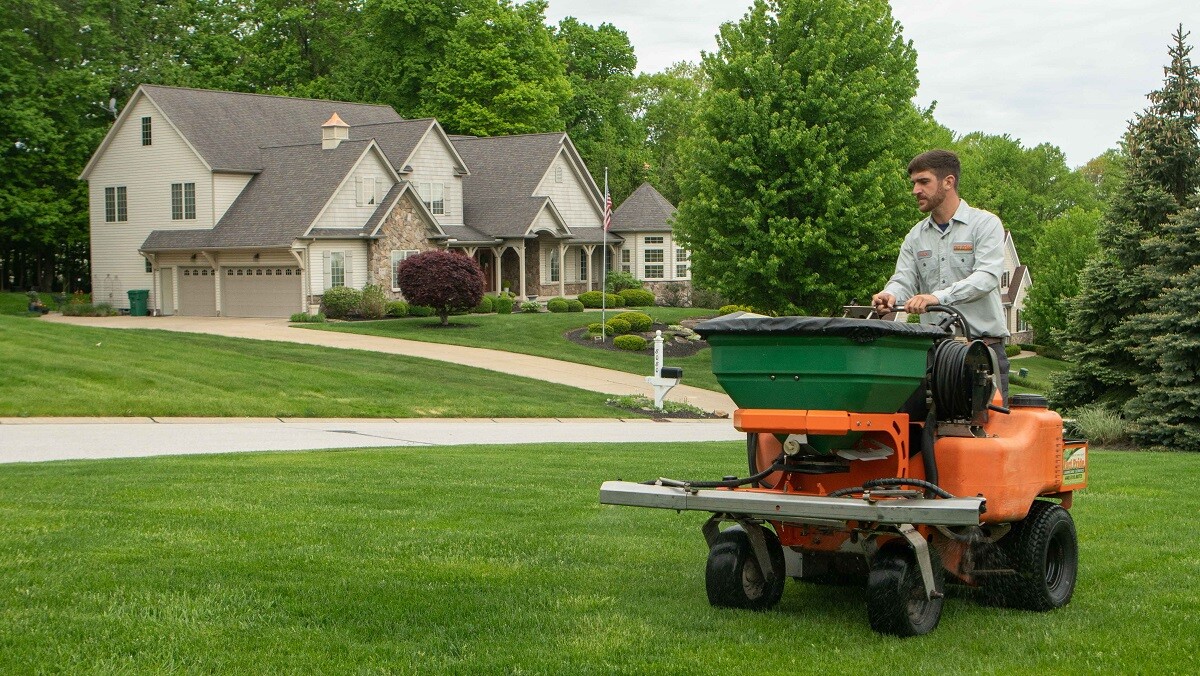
[221,266,303,317]
[178,267,216,316]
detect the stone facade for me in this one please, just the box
[368,192,440,299]
[642,279,693,306]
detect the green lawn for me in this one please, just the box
[0,444,1194,672]
[0,315,627,418]
[301,307,725,391]
[1010,354,1072,395]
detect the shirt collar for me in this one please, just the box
[921,199,971,232]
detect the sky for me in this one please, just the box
[543,1,1200,168]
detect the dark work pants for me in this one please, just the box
[982,338,1010,405]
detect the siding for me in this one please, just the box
[622,231,690,282]
[406,131,465,226]
[534,150,601,228]
[307,240,369,294]
[312,148,396,230]
[213,173,253,223]
[88,95,213,309]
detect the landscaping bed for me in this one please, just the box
[564,320,708,358]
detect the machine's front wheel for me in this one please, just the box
[705,525,785,610]
[867,545,944,637]
[991,500,1078,611]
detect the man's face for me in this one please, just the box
[910,169,953,214]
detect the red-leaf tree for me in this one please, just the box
[398,250,485,325]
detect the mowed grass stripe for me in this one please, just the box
[0,316,624,418]
[0,445,1195,672]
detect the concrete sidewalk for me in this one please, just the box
[0,417,745,463]
[43,314,735,413]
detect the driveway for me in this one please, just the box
[42,314,736,413]
[0,417,744,463]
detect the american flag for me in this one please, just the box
[603,192,612,231]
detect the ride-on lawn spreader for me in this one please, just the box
[600,307,1087,636]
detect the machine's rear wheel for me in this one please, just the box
[987,500,1078,611]
[746,433,784,488]
[867,545,944,637]
[705,525,785,610]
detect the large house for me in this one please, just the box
[608,182,690,299]
[79,85,657,317]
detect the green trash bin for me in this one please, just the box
[127,289,150,316]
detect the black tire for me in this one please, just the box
[867,544,944,637]
[705,525,786,610]
[990,500,1078,611]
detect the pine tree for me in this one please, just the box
[671,0,924,315]
[1052,27,1200,413]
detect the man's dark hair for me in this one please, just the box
[908,150,960,186]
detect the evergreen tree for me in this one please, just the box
[1053,27,1200,412]
[672,0,925,315]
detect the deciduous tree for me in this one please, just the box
[397,250,485,325]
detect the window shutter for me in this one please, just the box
[355,177,364,207]
[322,251,332,290]
[344,252,354,287]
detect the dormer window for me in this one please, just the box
[141,117,152,146]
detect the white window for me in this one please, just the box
[579,250,588,281]
[676,264,689,278]
[644,249,664,263]
[330,251,345,288]
[105,186,127,222]
[418,182,445,215]
[555,166,564,183]
[644,236,664,244]
[365,177,376,205]
[644,265,664,279]
[391,249,418,290]
[549,249,560,282]
[141,117,152,146]
[171,183,195,220]
[621,250,631,263]
[357,177,381,207]
[676,248,688,262]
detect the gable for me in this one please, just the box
[535,149,602,229]
[81,92,209,183]
[310,143,399,231]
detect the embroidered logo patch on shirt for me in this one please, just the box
[917,249,932,259]
[953,242,974,253]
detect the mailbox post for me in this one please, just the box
[645,330,683,410]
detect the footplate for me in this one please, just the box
[599,481,985,527]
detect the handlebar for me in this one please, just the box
[925,304,974,340]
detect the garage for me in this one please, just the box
[178,267,217,316]
[220,266,303,317]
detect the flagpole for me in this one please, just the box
[602,169,609,341]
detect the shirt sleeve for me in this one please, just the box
[882,231,919,302]
[933,214,1005,305]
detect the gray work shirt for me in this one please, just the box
[882,199,1009,339]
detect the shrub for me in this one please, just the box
[408,305,435,317]
[61,302,118,317]
[359,284,387,320]
[718,304,754,315]
[473,295,495,313]
[386,300,409,317]
[321,286,361,319]
[547,298,569,313]
[495,296,514,314]
[397,250,485,325]
[606,318,631,335]
[578,291,623,308]
[659,284,689,307]
[1037,344,1065,360]
[614,311,653,332]
[614,334,648,351]
[1005,343,1021,358]
[1066,405,1132,447]
[619,288,656,307]
[289,312,326,323]
[605,271,642,293]
[566,299,584,312]
[690,287,727,309]
[587,322,606,334]
[520,301,541,313]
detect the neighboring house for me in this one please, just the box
[1001,230,1033,344]
[79,85,616,317]
[608,182,691,299]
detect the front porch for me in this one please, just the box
[455,237,619,300]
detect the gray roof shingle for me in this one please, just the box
[453,133,568,238]
[610,182,675,233]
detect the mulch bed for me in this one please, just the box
[564,321,709,358]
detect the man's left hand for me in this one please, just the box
[904,294,940,314]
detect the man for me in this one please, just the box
[871,149,1010,402]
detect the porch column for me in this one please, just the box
[493,246,503,294]
[558,242,566,297]
[583,245,596,291]
[518,242,527,299]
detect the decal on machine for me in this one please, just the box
[1062,446,1087,486]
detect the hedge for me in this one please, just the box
[566,299,584,312]
[606,318,631,335]
[618,288,655,307]
[386,300,409,317]
[495,297,514,314]
[547,298,569,313]
[578,291,624,308]
[613,311,652,332]
[321,286,361,319]
[614,335,648,351]
[473,295,495,313]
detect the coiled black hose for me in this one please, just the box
[826,477,957,500]
[930,339,978,420]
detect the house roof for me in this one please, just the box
[132,85,405,173]
[440,224,501,245]
[610,182,675,233]
[566,226,623,245]
[143,140,374,251]
[453,133,576,238]
[1003,264,1029,304]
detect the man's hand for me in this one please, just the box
[871,292,896,314]
[904,293,940,314]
